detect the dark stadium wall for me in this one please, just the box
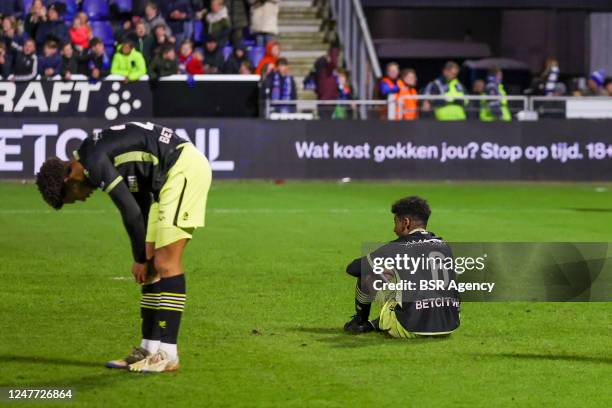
[1,119,611,182]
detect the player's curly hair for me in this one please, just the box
[391,196,431,224]
[36,158,70,210]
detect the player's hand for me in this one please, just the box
[132,262,147,284]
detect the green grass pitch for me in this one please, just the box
[0,180,611,407]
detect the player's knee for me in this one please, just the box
[153,255,175,277]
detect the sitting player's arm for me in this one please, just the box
[108,182,147,264]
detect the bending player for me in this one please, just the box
[36,121,212,372]
[343,196,460,338]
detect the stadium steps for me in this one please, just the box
[278,0,330,103]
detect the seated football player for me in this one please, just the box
[36,122,212,372]
[343,196,460,338]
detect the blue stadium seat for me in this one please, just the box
[22,0,34,13]
[91,20,114,46]
[249,46,265,68]
[111,0,133,13]
[223,46,233,61]
[55,0,78,21]
[83,0,110,20]
[193,20,203,44]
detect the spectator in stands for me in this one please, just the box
[2,16,25,48]
[24,0,46,40]
[148,44,179,80]
[10,38,38,82]
[204,0,231,47]
[423,61,467,121]
[39,40,62,79]
[255,40,280,76]
[468,79,485,119]
[144,2,172,37]
[111,40,148,82]
[264,58,297,114]
[480,67,511,121]
[249,0,279,47]
[60,42,78,80]
[203,34,224,74]
[226,0,249,46]
[129,21,155,63]
[161,0,194,46]
[583,70,607,96]
[379,62,400,99]
[80,37,111,80]
[395,68,418,120]
[0,42,11,79]
[35,3,69,50]
[0,0,23,20]
[332,68,354,120]
[312,46,339,119]
[151,23,175,57]
[69,13,92,51]
[605,80,612,97]
[239,60,253,75]
[178,40,204,75]
[531,57,559,96]
[223,41,248,74]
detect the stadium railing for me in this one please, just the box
[266,95,612,120]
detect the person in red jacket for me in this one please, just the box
[177,40,204,75]
[255,40,279,76]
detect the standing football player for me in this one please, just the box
[343,196,460,338]
[36,121,212,372]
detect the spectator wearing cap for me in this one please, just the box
[39,40,62,79]
[264,58,297,113]
[24,0,46,40]
[203,34,224,74]
[223,41,248,74]
[10,38,38,82]
[161,0,193,46]
[249,0,279,47]
[60,42,78,80]
[148,44,179,80]
[111,41,147,82]
[204,0,231,47]
[143,2,172,37]
[584,70,607,96]
[35,3,69,50]
[79,37,111,80]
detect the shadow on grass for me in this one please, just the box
[290,327,453,349]
[477,352,612,365]
[0,354,152,390]
[567,207,612,213]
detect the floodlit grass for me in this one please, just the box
[0,180,611,407]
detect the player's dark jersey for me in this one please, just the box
[75,121,187,198]
[346,230,460,335]
[74,122,190,263]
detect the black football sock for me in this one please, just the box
[140,281,161,349]
[355,279,373,322]
[158,275,186,349]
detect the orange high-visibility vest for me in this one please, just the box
[396,80,418,120]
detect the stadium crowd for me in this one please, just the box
[0,0,280,81]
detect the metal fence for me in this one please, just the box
[265,94,612,120]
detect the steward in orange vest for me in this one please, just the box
[396,69,418,120]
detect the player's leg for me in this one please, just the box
[378,300,418,339]
[106,205,161,369]
[344,276,377,333]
